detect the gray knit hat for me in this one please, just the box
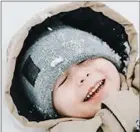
[18,25,129,119]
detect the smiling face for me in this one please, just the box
[53,58,120,118]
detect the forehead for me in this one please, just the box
[55,58,94,78]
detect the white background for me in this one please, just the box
[2,2,139,132]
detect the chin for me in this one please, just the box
[81,112,97,119]
[82,108,101,119]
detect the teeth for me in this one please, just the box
[95,83,100,89]
[84,79,105,101]
[89,92,93,95]
[99,81,102,85]
[95,81,102,89]
[92,88,95,92]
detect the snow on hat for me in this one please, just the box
[18,25,129,119]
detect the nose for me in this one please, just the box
[69,65,90,86]
[79,73,90,84]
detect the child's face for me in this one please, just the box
[53,58,120,118]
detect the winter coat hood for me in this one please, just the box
[4,2,139,132]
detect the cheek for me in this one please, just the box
[53,90,100,118]
[107,68,120,87]
[53,88,78,116]
[102,64,120,95]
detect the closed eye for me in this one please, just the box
[77,60,86,65]
[58,76,68,87]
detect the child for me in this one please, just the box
[18,25,129,119]
[5,3,139,132]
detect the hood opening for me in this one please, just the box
[10,7,130,122]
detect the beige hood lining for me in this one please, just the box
[4,1,138,129]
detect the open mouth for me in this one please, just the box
[83,79,105,102]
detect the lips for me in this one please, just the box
[83,79,105,102]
